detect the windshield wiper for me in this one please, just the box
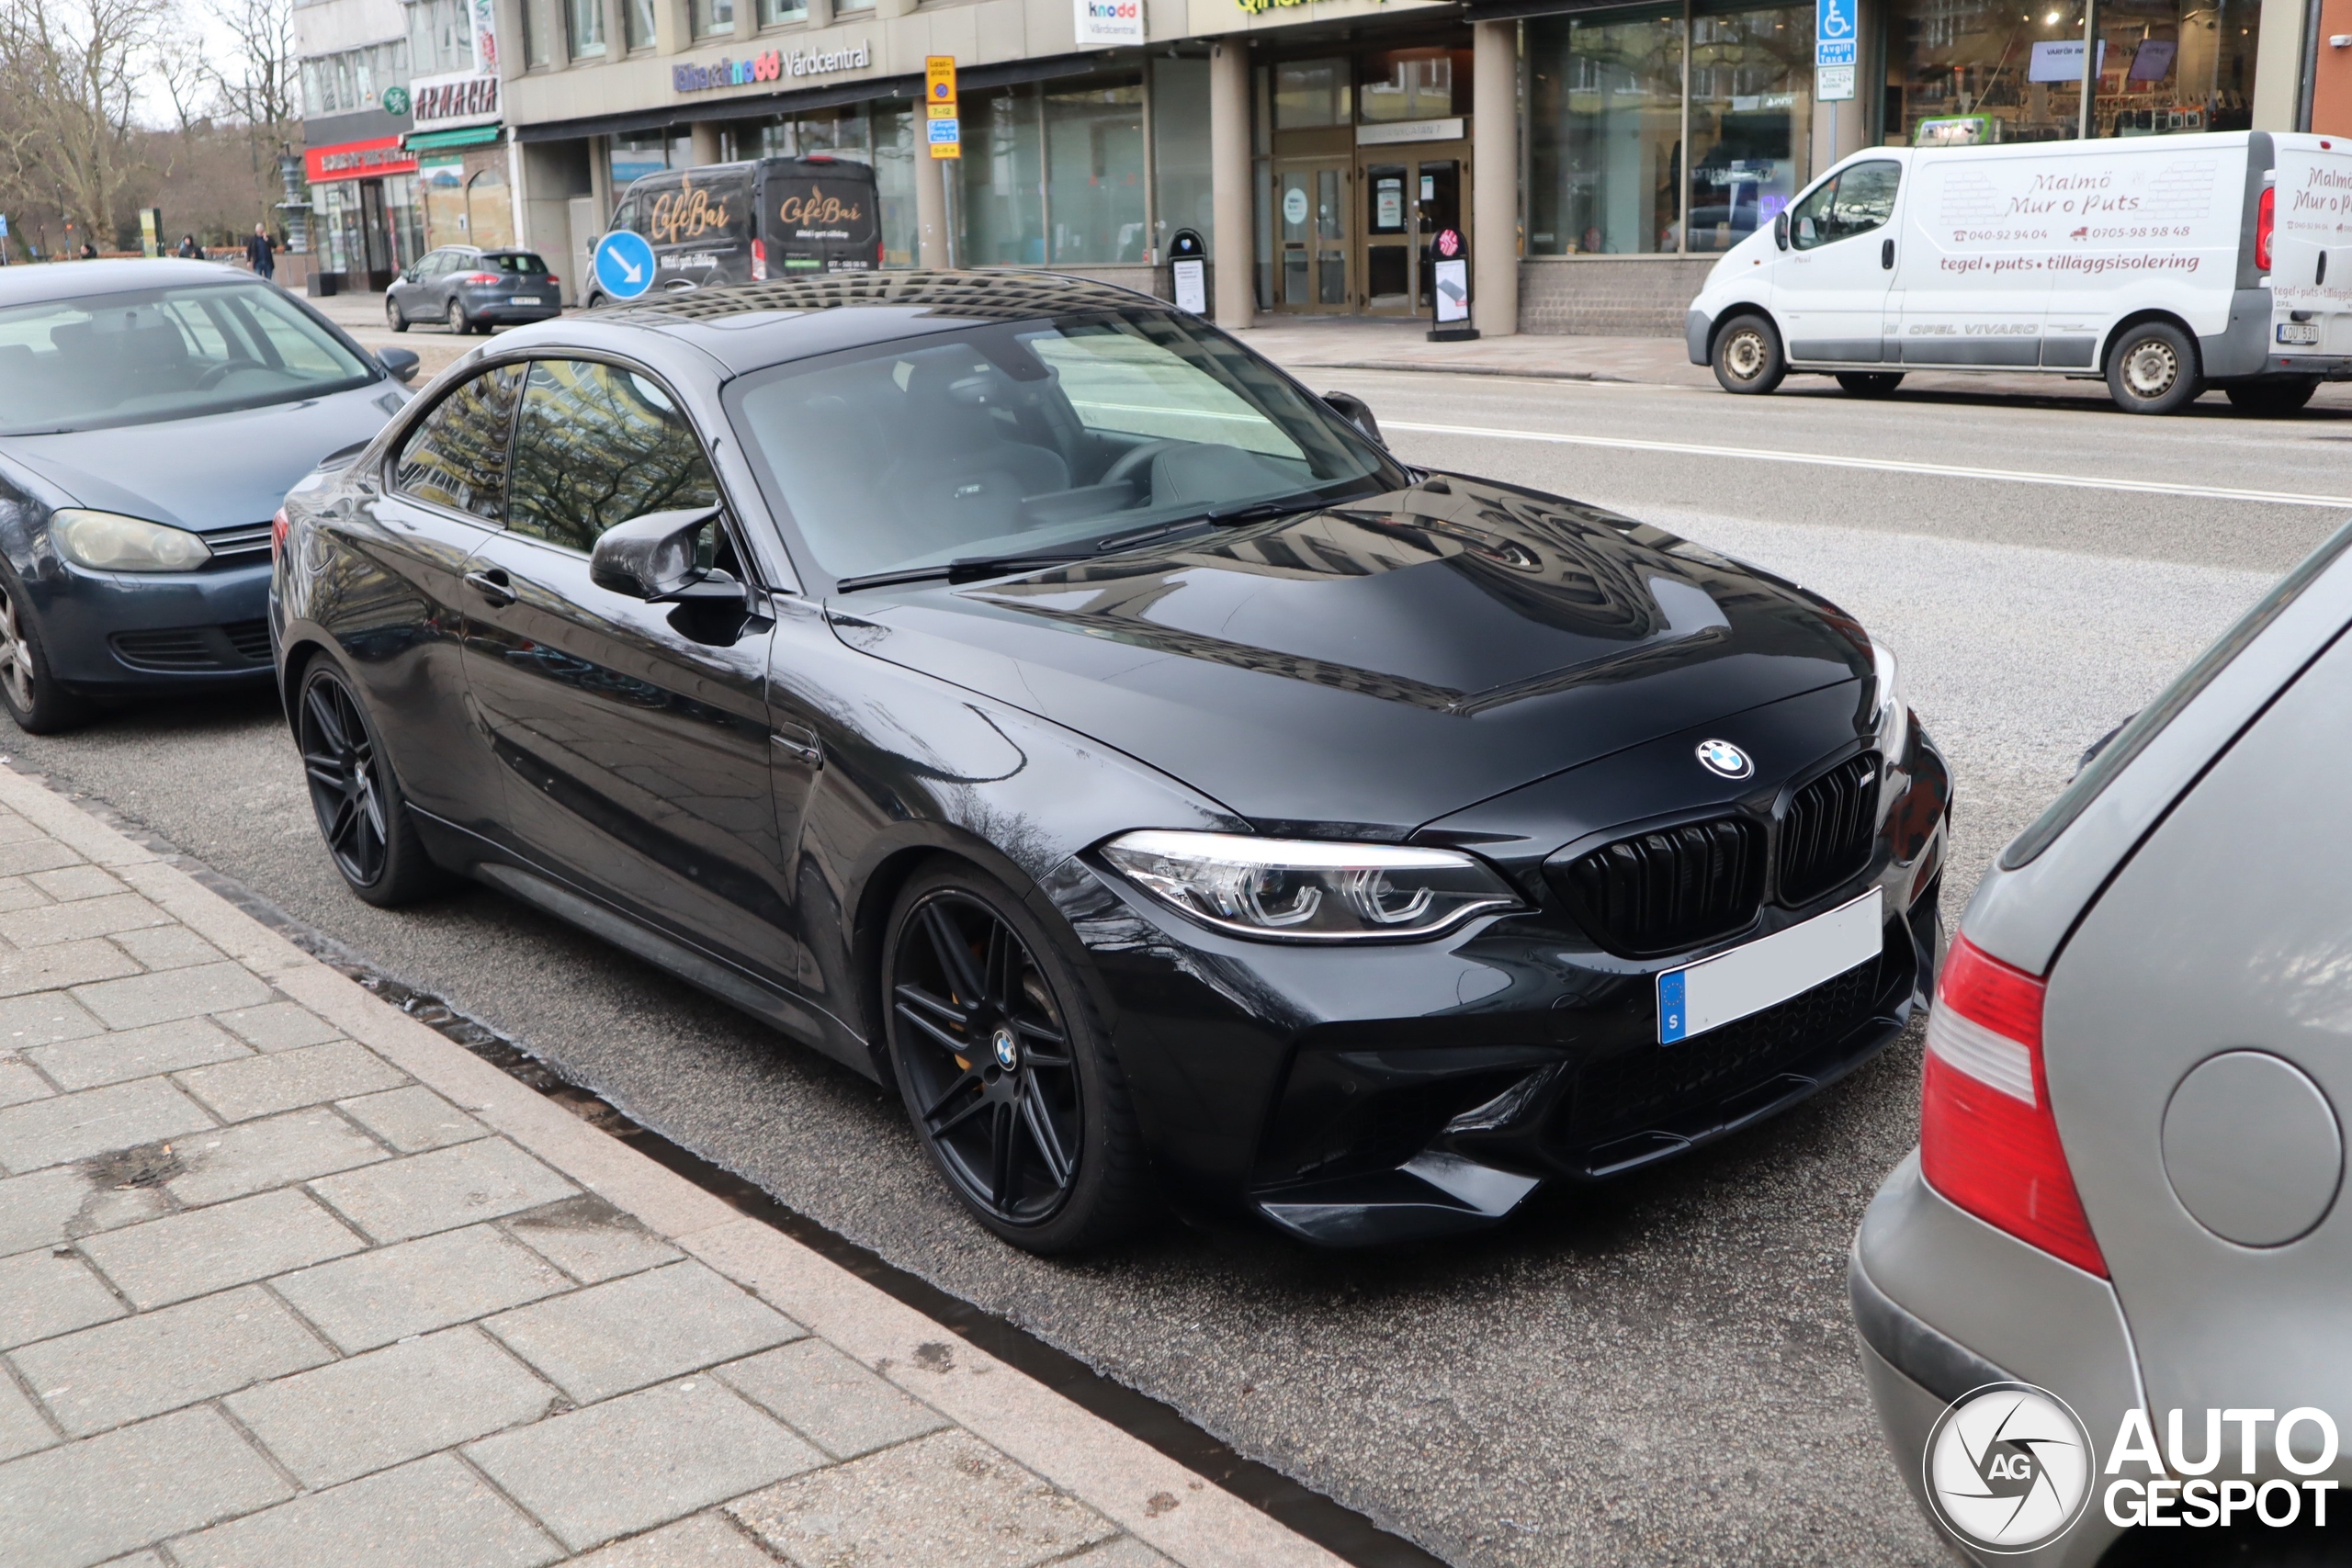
[832,551,1099,594]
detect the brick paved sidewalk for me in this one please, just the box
[0,766,1338,1568]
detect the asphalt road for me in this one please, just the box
[5,366,2334,1567]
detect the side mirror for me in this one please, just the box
[590,504,739,602]
[377,347,421,385]
[1773,212,1790,251]
[1321,389,1384,448]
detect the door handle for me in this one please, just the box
[464,569,515,607]
[1882,238,1895,270]
[771,724,822,768]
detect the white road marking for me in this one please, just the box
[1383,420,2352,509]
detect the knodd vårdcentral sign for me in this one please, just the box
[674,39,872,94]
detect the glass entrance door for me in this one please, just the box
[1276,163,1350,312]
[1355,152,1467,317]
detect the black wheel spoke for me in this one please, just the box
[1010,1015,1066,1046]
[928,1087,992,1141]
[989,1103,1020,1210]
[302,754,345,791]
[1020,1075,1073,1190]
[1021,1048,1073,1070]
[893,983,971,1030]
[983,919,1010,1008]
[922,904,985,1004]
[304,685,347,753]
[894,998,973,1058]
[323,797,358,852]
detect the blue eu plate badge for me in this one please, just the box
[1658,970,1690,1043]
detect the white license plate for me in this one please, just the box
[510,296,543,306]
[2278,321,2322,345]
[1657,887,1883,1043]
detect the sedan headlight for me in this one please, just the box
[52,511,211,572]
[1871,639,1909,766]
[1100,829,1526,942]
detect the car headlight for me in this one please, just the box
[51,510,212,572]
[1871,639,1909,766]
[1100,829,1526,942]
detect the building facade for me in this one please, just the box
[312,0,2311,332]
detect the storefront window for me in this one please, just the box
[1360,48,1469,122]
[421,155,468,247]
[1688,5,1812,253]
[1890,0,2256,141]
[870,104,916,266]
[1274,61,1349,129]
[1046,81,1146,264]
[1153,57,1214,257]
[468,166,515,248]
[385,173,424,265]
[610,131,685,193]
[566,0,604,59]
[1528,12,1685,254]
[962,89,1046,265]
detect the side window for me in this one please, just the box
[608,197,639,235]
[1791,162,1902,250]
[505,359,718,554]
[390,364,525,519]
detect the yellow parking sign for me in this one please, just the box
[925,55,957,114]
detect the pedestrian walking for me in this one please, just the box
[78,242,96,260]
[245,222,276,280]
[176,232,200,258]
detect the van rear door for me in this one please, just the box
[759,161,881,275]
[2268,134,2352,355]
[643,167,754,290]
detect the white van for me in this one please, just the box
[1685,131,2352,414]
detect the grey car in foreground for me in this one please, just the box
[0,259,417,731]
[1853,520,2352,1566]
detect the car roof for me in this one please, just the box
[0,258,258,310]
[560,270,1173,376]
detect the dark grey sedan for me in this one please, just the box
[0,258,417,731]
[386,247,562,335]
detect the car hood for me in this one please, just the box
[827,475,1871,835]
[3,386,397,534]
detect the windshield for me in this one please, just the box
[0,282,376,435]
[724,308,1403,584]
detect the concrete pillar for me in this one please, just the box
[690,122,723,166]
[1209,39,1252,329]
[1472,18,1518,337]
[2253,0,2310,130]
[916,151,951,268]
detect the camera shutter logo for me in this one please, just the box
[1924,1382,2095,1552]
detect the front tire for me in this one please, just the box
[2225,377,2319,416]
[2106,321,2203,414]
[387,298,409,333]
[296,658,448,907]
[1836,371,1905,397]
[0,573,88,735]
[882,861,1152,1254]
[1713,314,1786,395]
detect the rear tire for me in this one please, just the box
[1835,371,1905,397]
[2105,321,2203,414]
[0,574,89,735]
[1713,314,1786,395]
[881,860,1153,1254]
[386,298,408,333]
[2225,377,2319,416]
[446,300,467,335]
[296,658,449,907]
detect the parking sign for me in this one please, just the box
[1815,0,1858,100]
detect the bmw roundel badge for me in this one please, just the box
[1695,739,1753,780]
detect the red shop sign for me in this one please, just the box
[304,137,420,184]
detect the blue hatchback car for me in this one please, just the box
[0,259,418,731]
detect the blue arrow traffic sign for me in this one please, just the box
[594,229,656,301]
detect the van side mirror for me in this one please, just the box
[1321,389,1385,447]
[1773,212,1789,251]
[377,347,421,384]
[590,504,739,602]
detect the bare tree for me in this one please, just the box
[0,0,175,249]
[201,0,300,217]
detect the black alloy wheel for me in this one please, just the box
[297,660,446,906]
[387,296,409,333]
[0,573,87,734]
[1713,313,1786,395]
[883,864,1149,1252]
[447,299,468,335]
[1836,371,1905,397]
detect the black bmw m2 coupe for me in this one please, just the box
[271,272,1950,1253]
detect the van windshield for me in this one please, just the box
[726,307,1403,586]
[0,282,375,435]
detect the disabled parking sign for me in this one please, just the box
[594,229,656,301]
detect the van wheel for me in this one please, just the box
[2225,377,2320,416]
[2106,321,2202,414]
[1835,372,1905,397]
[1713,315,1785,395]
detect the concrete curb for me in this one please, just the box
[0,761,1347,1568]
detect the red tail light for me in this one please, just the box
[460,271,500,285]
[2257,186,2276,273]
[751,238,767,282]
[1919,936,2107,1277]
[877,237,887,266]
[271,507,289,562]
[547,274,560,284]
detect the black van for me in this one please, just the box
[584,155,881,304]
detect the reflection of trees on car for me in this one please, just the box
[504,360,719,553]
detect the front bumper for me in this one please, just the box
[28,556,275,693]
[1046,727,1951,1247]
[1851,1151,2143,1567]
